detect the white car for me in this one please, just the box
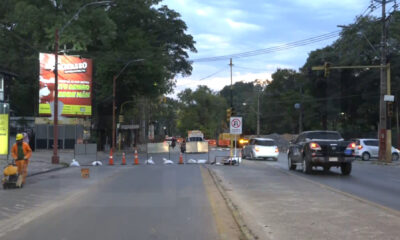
[242,138,279,160]
[354,138,399,161]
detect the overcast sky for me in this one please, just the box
[160,0,382,96]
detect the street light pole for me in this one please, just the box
[111,59,144,151]
[51,1,114,164]
[112,75,116,152]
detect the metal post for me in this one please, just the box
[51,29,60,164]
[397,90,400,149]
[299,85,303,133]
[112,75,116,152]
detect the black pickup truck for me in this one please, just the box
[288,131,356,175]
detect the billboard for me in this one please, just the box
[39,53,92,117]
[0,114,9,155]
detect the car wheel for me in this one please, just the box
[288,155,296,170]
[362,152,370,161]
[302,157,311,174]
[392,153,399,161]
[341,162,352,175]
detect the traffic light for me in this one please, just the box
[388,102,393,117]
[226,108,232,122]
[324,62,331,78]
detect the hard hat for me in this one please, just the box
[16,133,23,141]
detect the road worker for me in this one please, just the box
[11,133,32,185]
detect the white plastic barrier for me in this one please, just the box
[186,141,209,153]
[147,142,169,153]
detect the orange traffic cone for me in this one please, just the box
[179,152,184,164]
[121,152,126,165]
[108,149,114,165]
[134,149,139,165]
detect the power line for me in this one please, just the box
[235,65,271,72]
[198,66,229,81]
[191,31,340,62]
[190,2,383,63]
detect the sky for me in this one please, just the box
[159,0,383,97]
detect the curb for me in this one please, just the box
[27,165,68,178]
[205,166,259,240]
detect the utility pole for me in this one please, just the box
[229,58,233,157]
[376,0,393,162]
[378,0,387,162]
[229,58,233,108]
[52,29,60,164]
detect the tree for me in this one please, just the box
[177,86,228,138]
[0,0,196,120]
[220,81,258,134]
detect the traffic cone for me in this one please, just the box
[179,152,184,164]
[134,149,139,165]
[108,149,114,165]
[121,152,126,165]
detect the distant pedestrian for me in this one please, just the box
[171,137,176,149]
[11,133,32,185]
[23,132,29,144]
[180,139,186,153]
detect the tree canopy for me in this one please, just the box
[0,0,196,118]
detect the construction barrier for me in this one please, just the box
[218,139,230,147]
[207,139,217,146]
[186,141,209,153]
[147,142,180,154]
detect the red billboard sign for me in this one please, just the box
[39,53,92,117]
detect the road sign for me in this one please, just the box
[230,116,242,134]
[0,114,9,155]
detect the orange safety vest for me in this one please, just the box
[11,142,32,161]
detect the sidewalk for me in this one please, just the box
[209,160,400,240]
[0,150,110,177]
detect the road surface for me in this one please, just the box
[0,160,231,240]
[259,152,400,211]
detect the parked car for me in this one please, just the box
[353,138,400,161]
[288,131,356,175]
[242,138,279,160]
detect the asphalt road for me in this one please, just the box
[0,161,221,240]
[261,152,400,211]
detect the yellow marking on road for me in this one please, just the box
[200,166,247,240]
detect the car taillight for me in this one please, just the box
[309,142,321,150]
[275,147,279,153]
[357,145,363,150]
[255,147,260,152]
[347,142,356,150]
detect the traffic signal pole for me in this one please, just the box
[312,63,392,163]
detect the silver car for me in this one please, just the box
[242,138,279,160]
